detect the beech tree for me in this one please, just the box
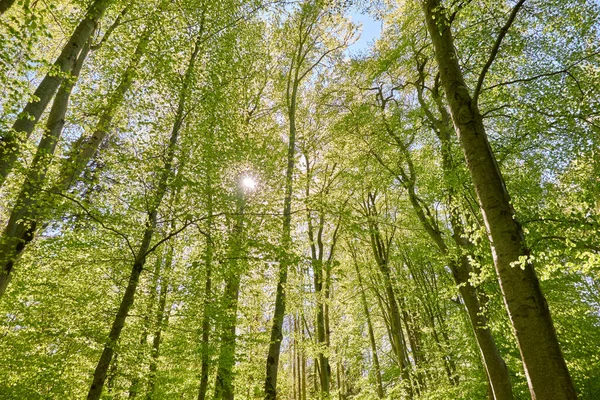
[1,0,599,399]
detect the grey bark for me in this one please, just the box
[0,40,90,298]
[0,0,115,186]
[55,26,152,192]
[372,68,515,399]
[422,1,576,398]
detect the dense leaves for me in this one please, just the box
[0,0,599,399]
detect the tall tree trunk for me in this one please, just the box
[351,251,384,399]
[0,0,115,185]
[364,194,412,395]
[214,190,246,400]
[0,40,91,298]
[304,165,331,397]
[55,26,152,192]
[129,256,163,398]
[146,250,172,400]
[422,1,576,398]
[86,34,201,400]
[264,49,299,400]
[412,61,515,399]
[197,169,214,400]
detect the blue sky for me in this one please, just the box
[347,10,382,54]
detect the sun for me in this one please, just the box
[241,176,256,190]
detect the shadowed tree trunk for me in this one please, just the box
[129,256,162,398]
[422,1,576,398]
[86,34,202,400]
[0,0,116,185]
[0,40,91,298]
[350,245,384,399]
[214,186,246,400]
[146,249,172,399]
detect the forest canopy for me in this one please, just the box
[0,0,599,399]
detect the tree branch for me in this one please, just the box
[473,0,526,103]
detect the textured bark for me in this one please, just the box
[0,0,15,15]
[0,0,115,186]
[0,41,90,298]
[55,26,152,192]
[422,1,576,398]
[374,60,515,399]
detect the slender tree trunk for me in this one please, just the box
[198,174,214,400]
[0,41,90,298]
[129,256,162,398]
[422,1,576,398]
[214,191,246,400]
[146,250,172,400]
[264,57,299,400]
[0,0,15,15]
[405,68,515,398]
[293,317,298,400]
[87,215,156,400]
[364,196,412,395]
[0,0,115,185]
[87,33,200,399]
[352,253,384,399]
[304,170,331,397]
[55,26,152,192]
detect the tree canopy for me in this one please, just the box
[0,0,599,399]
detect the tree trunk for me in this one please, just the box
[352,252,384,399]
[214,191,246,400]
[0,40,90,298]
[414,62,515,399]
[55,26,152,192]
[0,0,115,186]
[304,168,331,397]
[422,1,576,398]
[129,256,163,398]
[197,176,214,400]
[264,51,299,400]
[146,250,172,400]
[87,31,200,399]
[364,195,412,395]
